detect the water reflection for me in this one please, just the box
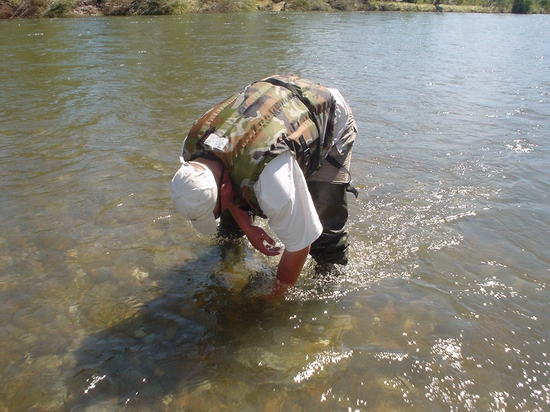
[63,237,358,411]
[2,12,550,412]
[63,240,251,410]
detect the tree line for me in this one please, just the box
[1,0,547,19]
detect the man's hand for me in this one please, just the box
[244,225,281,256]
[226,200,309,300]
[226,202,281,256]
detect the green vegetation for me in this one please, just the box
[1,0,548,18]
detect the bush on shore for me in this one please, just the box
[0,0,548,18]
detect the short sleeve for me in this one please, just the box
[255,152,322,252]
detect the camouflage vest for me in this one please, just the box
[182,74,336,216]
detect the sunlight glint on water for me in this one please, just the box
[0,12,549,411]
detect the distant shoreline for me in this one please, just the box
[1,0,546,19]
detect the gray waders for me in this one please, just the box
[307,181,349,265]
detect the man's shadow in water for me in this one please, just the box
[63,237,287,411]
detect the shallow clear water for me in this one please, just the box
[0,12,549,411]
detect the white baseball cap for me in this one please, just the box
[170,158,218,235]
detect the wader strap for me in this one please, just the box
[299,135,311,169]
[325,154,359,198]
[262,78,321,135]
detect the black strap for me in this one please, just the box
[262,77,320,134]
[299,135,311,168]
[325,155,359,198]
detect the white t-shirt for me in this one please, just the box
[254,151,322,252]
[253,88,351,252]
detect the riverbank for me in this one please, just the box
[1,0,547,19]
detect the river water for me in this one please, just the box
[1,11,549,411]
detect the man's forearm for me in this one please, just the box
[276,246,310,287]
[227,202,309,288]
[227,203,281,256]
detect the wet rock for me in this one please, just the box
[368,293,391,311]
[377,302,400,325]
[80,399,120,412]
[134,328,146,338]
[161,394,174,405]
[62,352,77,369]
[153,248,195,267]
[131,268,149,280]
[34,354,62,369]
[20,333,39,346]
[323,314,353,344]
[234,347,287,371]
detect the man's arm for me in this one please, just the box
[227,202,281,256]
[228,200,310,290]
[264,246,310,301]
[276,246,310,286]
